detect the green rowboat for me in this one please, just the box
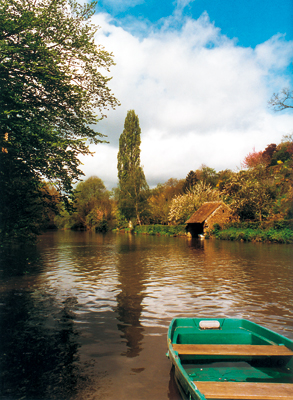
[167,318,293,400]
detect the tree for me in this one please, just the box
[260,143,277,165]
[55,176,113,231]
[74,176,112,230]
[0,0,119,196]
[235,138,293,220]
[0,155,58,242]
[221,167,276,221]
[270,141,293,166]
[168,181,221,225]
[117,110,149,224]
[195,165,218,187]
[148,178,184,224]
[182,171,198,193]
[271,136,293,218]
[216,169,234,191]
[241,147,265,169]
[269,88,293,111]
[40,183,61,229]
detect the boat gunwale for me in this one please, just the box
[167,318,293,400]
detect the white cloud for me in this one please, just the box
[255,34,293,71]
[175,0,196,9]
[81,12,293,189]
[79,144,118,188]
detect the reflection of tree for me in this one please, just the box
[0,291,93,399]
[115,236,146,357]
[0,248,93,399]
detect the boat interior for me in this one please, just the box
[170,319,293,399]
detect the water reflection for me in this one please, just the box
[0,284,92,399]
[0,232,292,400]
[116,235,146,357]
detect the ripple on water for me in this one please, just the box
[0,232,292,400]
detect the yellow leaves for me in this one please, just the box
[2,132,8,153]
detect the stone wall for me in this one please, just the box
[204,204,232,232]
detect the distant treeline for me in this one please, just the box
[1,136,292,244]
[52,136,293,236]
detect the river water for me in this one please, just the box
[0,231,292,400]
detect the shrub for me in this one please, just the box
[215,225,293,243]
[134,225,187,236]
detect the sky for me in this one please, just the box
[79,0,293,189]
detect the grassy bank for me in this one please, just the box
[211,220,293,244]
[135,224,187,236]
[115,220,293,243]
[115,224,187,236]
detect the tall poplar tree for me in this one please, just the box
[117,110,148,224]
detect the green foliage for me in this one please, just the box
[39,182,61,229]
[212,223,221,233]
[182,171,198,193]
[95,216,108,233]
[212,219,293,243]
[0,154,59,243]
[0,0,118,242]
[196,165,218,187]
[55,176,113,231]
[54,208,75,230]
[237,138,293,220]
[270,143,293,166]
[73,176,113,230]
[221,165,277,221]
[214,226,293,244]
[114,209,129,229]
[216,169,234,191]
[117,110,149,223]
[148,178,184,224]
[205,223,221,238]
[224,220,293,231]
[0,0,118,193]
[134,224,187,236]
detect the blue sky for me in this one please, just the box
[79,0,293,188]
[95,0,293,48]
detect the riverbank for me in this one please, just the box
[114,224,188,237]
[114,220,293,243]
[209,220,293,244]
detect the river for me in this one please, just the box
[0,231,292,400]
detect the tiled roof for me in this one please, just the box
[186,201,224,224]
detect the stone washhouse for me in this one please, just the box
[186,201,232,237]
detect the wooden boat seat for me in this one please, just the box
[193,381,293,399]
[172,344,293,356]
